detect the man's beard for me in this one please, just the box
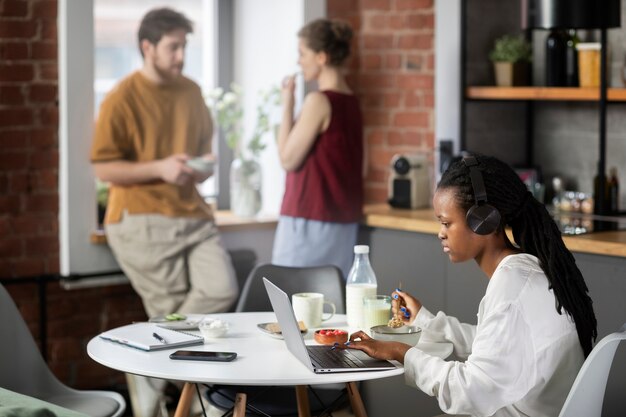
[153,61,184,82]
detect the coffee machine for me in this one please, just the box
[388,153,430,209]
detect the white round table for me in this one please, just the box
[88,312,452,417]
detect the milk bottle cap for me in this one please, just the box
[354,245,369,254]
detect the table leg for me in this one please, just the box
[346,381,368,417]
[295,385,311,417]
[173,382,196,417]
[232,392,247,417]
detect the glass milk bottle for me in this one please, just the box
[346,245,377,328]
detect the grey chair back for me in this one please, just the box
[0,284,65,396]
[558,323,626,417]
[235,264,345,313]
[0,283,125,417]
[209,264,348,416]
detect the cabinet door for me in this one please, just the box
[444,259,487,323]
[364,227,447,311]
[361,227,446,417]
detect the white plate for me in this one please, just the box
[257,322,307,339]
[149,314,203,330]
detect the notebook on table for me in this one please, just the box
[262,277,396,373]
[99,322,203,351]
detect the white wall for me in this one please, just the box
[59,0,119,275]
[435,0,461,172]
[233,0,325,215]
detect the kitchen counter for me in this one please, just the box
[363,204,626,258]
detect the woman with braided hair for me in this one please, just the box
[341,154,597,417]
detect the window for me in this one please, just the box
[59,0,323,275]
[94,0,217,199]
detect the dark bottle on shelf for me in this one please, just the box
[593,163,609,215]
[546,29,567,86]
[608,167,619,214]
[565,29,579,87]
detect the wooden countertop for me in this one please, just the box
[91,205,626,258]
[363,204,626,258]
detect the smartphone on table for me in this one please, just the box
[169,350,237,362]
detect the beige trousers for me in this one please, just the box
[106,213,238,317]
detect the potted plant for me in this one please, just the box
[489,34,532,87]
[96,179,109,226]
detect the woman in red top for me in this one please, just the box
[272,18,363,278]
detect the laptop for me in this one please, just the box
[262,277,397,373]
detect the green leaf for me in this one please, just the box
[205,83,281,158]
[489,34,532,63]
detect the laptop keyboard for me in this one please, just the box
[307,346,360,368]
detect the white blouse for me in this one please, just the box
[404,254,584,417]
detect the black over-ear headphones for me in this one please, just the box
[463,156,501,235]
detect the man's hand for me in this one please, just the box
[158,153,194,185]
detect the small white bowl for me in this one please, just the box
[198,318,229,339]
[186,157,215,173]
[370,325,422,346]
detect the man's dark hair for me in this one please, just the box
[137,8,193,57]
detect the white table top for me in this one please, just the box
[87,312,452,386]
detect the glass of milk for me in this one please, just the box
[363,295,391,332]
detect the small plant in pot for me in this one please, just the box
[489,34,532,87]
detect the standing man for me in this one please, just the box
[91,8,238,318]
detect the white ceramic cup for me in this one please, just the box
[291,292,336,329]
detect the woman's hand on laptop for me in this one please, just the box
[338,330,411,364]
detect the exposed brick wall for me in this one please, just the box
[1,0,144,391]
[328,0,435,203]
[1,0,60,277]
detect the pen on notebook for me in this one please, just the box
[152,332,167,344]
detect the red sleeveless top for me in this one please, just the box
[280,91,363,223]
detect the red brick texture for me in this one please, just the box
[1,0,59,278]
[328,0,435,203]
[1,0,145,391]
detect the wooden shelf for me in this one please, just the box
[466,86,626,102]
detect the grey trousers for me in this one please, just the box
[106,213,238,317]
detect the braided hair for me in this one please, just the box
[438,154,597,356]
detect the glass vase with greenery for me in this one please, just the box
[206,83,280,217]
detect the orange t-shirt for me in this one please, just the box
[91,71,213,224]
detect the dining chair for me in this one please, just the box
[207,263,349,417]
[0,284,126,417]
[235,263,346,314]
[558,322,626,417]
